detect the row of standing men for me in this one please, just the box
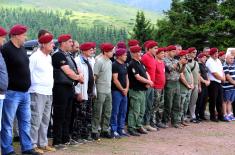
[0,24,233,155]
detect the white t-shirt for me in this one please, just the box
[29,49,54,95]
[206,57,224,83]
[0,94,5,99]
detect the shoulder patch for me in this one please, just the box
[132,68,136,74]
[60,60,66,64]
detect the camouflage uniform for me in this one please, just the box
[152,89,164,125]
[179,65,192,122]
[162,57,183,126]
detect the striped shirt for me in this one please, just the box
[223,63,235,91]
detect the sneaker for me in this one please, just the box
[128,129,141,136]
[39,146,56,152]
[223,116,231,122]
[190,118,200,123]
[111,131,121,139]
[156,122,167,129]
[118,130,130,137]
[137,127,148,134]
[22,149,41,155]
[53,144,67,150]
[6,151,16,155]
[144,125,157,132]
[33,147,44,154]
[65,139,79,146]
[100,131,112,139]
[228,114,235,121]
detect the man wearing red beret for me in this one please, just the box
[196,53,210,121]
[141,41,158,132]
[1,24,40,155]
[179,50,193,127]
[110,48,129,138]
[187,47,200,123]
[126,39,140,64]
[92,43,114,140]
[154,48,167,129]
[163,45,187,128]
[206,48,225,122]
[218,51,226,64]
[73,42,95,142]
[127,46,153,136]
[52,34,84,149]
[29,32,56,154]
[0,26,8,146]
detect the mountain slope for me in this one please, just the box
[0,0,164,29]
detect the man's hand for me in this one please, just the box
[76,93,83,102]
[122,88,128,96]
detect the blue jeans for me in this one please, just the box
[0,99,3,131]
[1,90,32,155]
[110,90,128,133]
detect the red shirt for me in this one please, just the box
[154,60,166,89]
[141,52,156,83]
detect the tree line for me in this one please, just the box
[0,7,128,46]
[132,0,235,51]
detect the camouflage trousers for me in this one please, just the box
[72,97,93,139]
[162,81,181,125]
[152,89,164,125]
[180,90,192,122]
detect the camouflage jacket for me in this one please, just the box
[164,57,182,81]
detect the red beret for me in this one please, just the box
[87,42,96,49]
[128,39,139,47]
[218,51,225,57]
[146,41,158,49]
[116,41,126,49]
[9,24,27,35]
[130,45,142,53]
[156,47,165,54]
[116,48,127,57]
[144,40,155,48]
[38,34,53,44]
[58,34,72,43]
[209,48,218,55]
[0,26,7,37]
[188,47,196,53]
[178,50,188,57]
[167,45,176,51]
[80,42,93,51]
[100,43,114,52]
[197,53,207,59]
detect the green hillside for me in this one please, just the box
[0,0,163,29]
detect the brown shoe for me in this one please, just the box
[173,124,183,129]
[33,147,44,154]
[181,121,190,126]
[144,125,157,132]
[137,127,148,134]
[39,146,56,152]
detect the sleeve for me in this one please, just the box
[130,63,139,75]
[164,59,175,72]
[29,54,36,74]
[52,52,68,69]
[206,61,217,73]
[94,60,102,76]
[112,63,119,74]
[223,65,229,75]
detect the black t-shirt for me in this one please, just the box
[1,41,31,92]
[199,62,208,81]
[128,59,148,91]
[52,51,68,69]
[111,60,127,91]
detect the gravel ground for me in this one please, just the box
[39,120,235,155]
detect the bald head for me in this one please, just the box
[226,54,234,64]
